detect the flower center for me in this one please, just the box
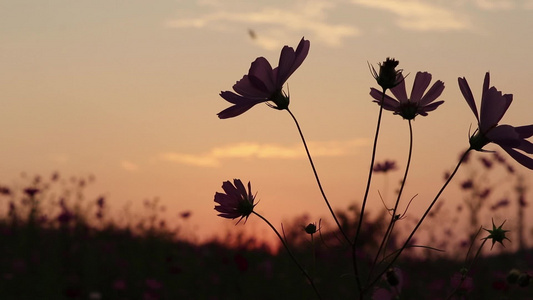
[469,131,490,151]
[399,102,418,120]
[269,89,290,110]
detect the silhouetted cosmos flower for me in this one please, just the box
[214,179,256,224]
[459,72,533,169]
[370,71,445,120]
[218,37,310,119]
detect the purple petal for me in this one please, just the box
[233,179,247,201]
[481,72,490,102]
[480,87,513,133]
[419,80,445,106]
[222,181,241,201]
[389,75,408,104]
[410,72,432,103]
[418,100,444,115]
[486,125,521,148]
[500,146,533,170]
[370,88,400,112]
[248,57,276,93]
[516,124,533,138]
[218,92,265,118]
[276,37,310,86]
[517,139,533,154]
[458,76,479,122]
[233,75,271,99]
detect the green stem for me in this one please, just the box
[365,148,472,293]
[369,120,413,280]
[253,211,322,299]
[353,88,386,296]
[286,108,350,244]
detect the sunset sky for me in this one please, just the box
[1,0,532,245]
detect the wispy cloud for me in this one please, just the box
[159,139,368,168]
[351,0,471,31]
[474,0,515,10]
[166,1,359,49]
[121,160,140,172]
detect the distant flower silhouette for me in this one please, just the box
[369,57,403,91]
[23,187,40,198]
[370,71,444,120]
[218,37,310,119]
[459,72,533,169]
[373,160,397,173]
[214,179,256,224]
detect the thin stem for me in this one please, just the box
[352,88,386,296]
[286,108,351,244]
[365,148,472,293]
[369,119,413,280]
[446,238,487,300]
[253,211,322,299]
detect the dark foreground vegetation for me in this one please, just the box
[0,173,531,299]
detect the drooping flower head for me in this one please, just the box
[459,72,533,169]
[218,37,310,119]
[214,179,256,224]
[369,58,404,91]
[370,71,445,120]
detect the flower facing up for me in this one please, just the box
[369,57,403,91]
[214,179,256,224]
[370,71,445,120]
[459,72,533,169]
[218,37,310,119]
[482,219,510,250]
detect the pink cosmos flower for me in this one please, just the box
[370,71,445,120]
[214,179,256,224]
[218,37,310,119]
[459,72,533,169]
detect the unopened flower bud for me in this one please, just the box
[506,269,521,284]
[304,223,317,234]
[517,273,531,287]
[386,268,400,286]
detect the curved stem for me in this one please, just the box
[352,89,386,296]
[369,120,413,280]
[286,108,350,244]
[365,148,472,293]
[446,237,487,300]
[253,211,322,299]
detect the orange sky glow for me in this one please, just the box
[1,0,532,249]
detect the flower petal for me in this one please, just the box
[480,87,513,133]
[516,124,533,139]
[248,57,276,93]
[218,93,264,119]
[419,80,445,106]
[389,76,408,104]
[486,125,521,148]
[410,72,432,103]
[370,88,401,112]
[500,146,533,170]
[233,75,271,99]
[458,76,479,122]
[418,100,444,116]
[276,37,310,86]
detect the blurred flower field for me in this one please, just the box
[0,171,532,299]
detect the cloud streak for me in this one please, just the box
[166,1,359,49]
[159,139,368,168]
[351,0,471,31]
